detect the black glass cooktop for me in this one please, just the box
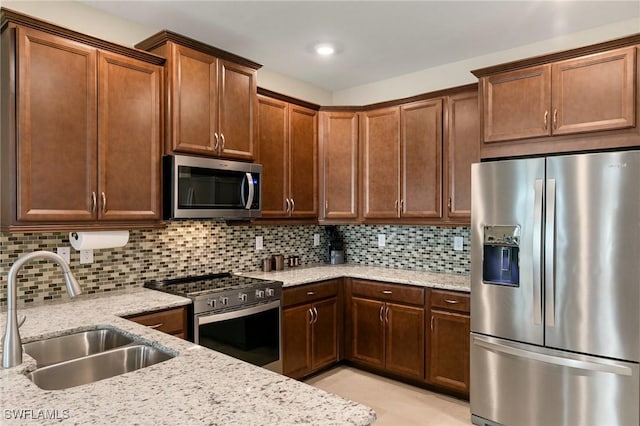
[144,273,280,298]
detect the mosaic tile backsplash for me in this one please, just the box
[1,222,470,307]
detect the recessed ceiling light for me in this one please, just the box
[315,43,335,56]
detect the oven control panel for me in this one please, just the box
[193,281,282,315]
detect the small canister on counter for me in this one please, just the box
[273,254,285,271]
[288,257,295,267]
[262,258,272,272]
[294,256,300,266]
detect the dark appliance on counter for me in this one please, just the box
[144,273,282,373]
[325,226,344,264]
[163,154,262,220]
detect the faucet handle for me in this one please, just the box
[18,315,26,328]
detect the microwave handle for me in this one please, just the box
[241,172,255,209]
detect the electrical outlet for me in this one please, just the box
[56,247,71,264]
[79,249,93,264]
[378,234,386,248]
[255,236,264,250]
[453,236,464,251]
[313,234,320,246]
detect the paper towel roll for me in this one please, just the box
[69,231,129,250]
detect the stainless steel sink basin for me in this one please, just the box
[26,344,174,390]
[23,328,134,367]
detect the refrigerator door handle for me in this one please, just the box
[472,335,633,376]
[532,179,544,325]
[545,179,556,327]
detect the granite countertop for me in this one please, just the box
[0,288,376,425]
[240,264,470,292]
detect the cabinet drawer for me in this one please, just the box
[351,279,424,306]
[430,290,470,313]
[126,307,186,336]
[283,279,339,307]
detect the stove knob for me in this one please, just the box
[265,288,275,297]
[220,296,229,306]
[238,292,248,302]
[255,289,265,299]
[207,299,216,308]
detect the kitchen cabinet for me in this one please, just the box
[258,94,318,219]
[1,16,163,231]
[125,306,188,339]
[136,32,260,160]
[361,99,442,220]
[474,38,639,158]
[347,279,425,381]
[427,289,470,395]
[319,110,359,221]
[282,279,340,379]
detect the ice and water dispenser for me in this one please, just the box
[482,225,520,287]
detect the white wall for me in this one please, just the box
[257,68,332,105]
[332,18,640,106]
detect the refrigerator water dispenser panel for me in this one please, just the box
[482,225,520,287]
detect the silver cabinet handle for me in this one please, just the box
[285,198,291,213]
[430,316,434,331]
[91,192,97,213]
[400,199,404,212]
[385,306,389,323]
[306,291,315,296]
[552,109,558,129]
[443,299,459,304]
[395,200,398,211]
[312,306,318,324]
[220,133,225,152]
[543,110,548,130]
[379,305,384,322]
[148,323,164,329]
[545,179,556,327]
[101,192,106,213]
[533,179,543,325]
[213,132,219,151]
[308,308,314,325]
[290,198,295,213]
[447,197,452,212]
[325,200,329,211]
[381,290,392,295]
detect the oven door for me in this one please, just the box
[195,301,281,374]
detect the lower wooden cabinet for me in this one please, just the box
[124,306,187,339]
[282,280,340,379]
[427,290,470,395]
[347,279,425,381]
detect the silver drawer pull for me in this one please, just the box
[381,290,392,294]
[307,291,316,296]
[148,323,164,329]
[444,299,459,304]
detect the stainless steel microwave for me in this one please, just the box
[163,155,262,220]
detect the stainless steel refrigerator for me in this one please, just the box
[470,151,639,426]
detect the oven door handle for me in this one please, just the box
[197,300,280,325]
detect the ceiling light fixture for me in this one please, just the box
[315,43,335,56]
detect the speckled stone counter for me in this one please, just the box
[240,264,470,292]
[0,288,376,425]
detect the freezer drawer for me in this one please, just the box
[471,334,639,426]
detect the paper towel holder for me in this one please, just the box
[69,230,129,251]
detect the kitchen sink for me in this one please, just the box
[24,328,135,367]
[26,344,174,390]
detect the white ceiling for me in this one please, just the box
[84,1,640,92]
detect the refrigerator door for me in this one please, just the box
[471,333,639,426]
[471,158,545,345]
[545,151,640,362]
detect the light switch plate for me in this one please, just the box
[378,234,386,248]
[79,249,93,264]
[313,234,320,246]
[255,236,264,250]
[56,247,71,264]
[453,236,464,251]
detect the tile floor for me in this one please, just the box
[305,366,471,425]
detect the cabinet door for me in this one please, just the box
[218,60,256,160]
[350,297,385,368]
[289,105,318,218]
[257,96,288,217]
[552,47,636,135]
[97,51,162,221]
[312,298,339,370]
[445,90,480,220]
[319,111,359,220]
[401,99,442,218]
[428,310,470,394]
[170,43,218,155]
[482,65,551,142]
[16,27,97,222]
[361,107,400,219]
[385,302,425,380]
[282,304,313,378]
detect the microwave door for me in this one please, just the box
[241,172,255,209]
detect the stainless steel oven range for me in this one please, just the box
[144,273,283,374]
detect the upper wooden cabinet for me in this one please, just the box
[319,111,359,221]
[257,93,318,219]
[361,99,443,220]
[474,36,640,159]
[1,13,164,231]
[136,31,260,160]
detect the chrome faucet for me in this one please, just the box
[2,251,82,368]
